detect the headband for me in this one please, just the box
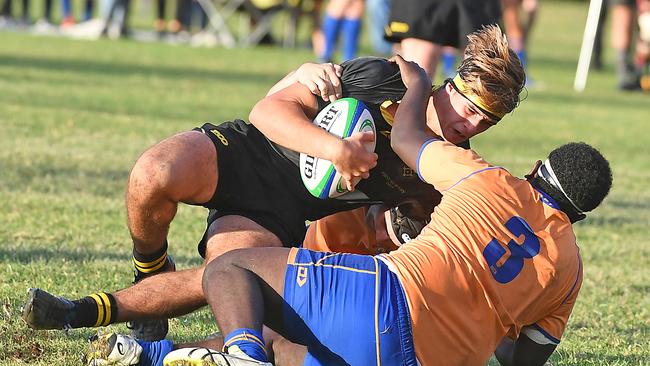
[450,74,505,122]
[538,159,585,214]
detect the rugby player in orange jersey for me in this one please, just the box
[25,26,525,354]
[154,55,612,366]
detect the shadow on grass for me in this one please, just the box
[0,246,193,265]
[0,160,129,197]
[0,54,283,84]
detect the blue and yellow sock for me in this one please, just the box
[223,328,267,362]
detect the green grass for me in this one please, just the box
[1,1,649,365]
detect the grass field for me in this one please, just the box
[1,1,649,365]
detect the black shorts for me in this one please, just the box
[385,0,500,48]
[194,121,355,257]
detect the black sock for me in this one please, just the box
[71,292,118,328]
[133,241,169,281]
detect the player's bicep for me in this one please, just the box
[416,140,489,190]
[395,133,436,171]
[250,82,320,125]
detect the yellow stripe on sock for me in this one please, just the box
[224,334,266,350]
[89,293,105,327]
[97,293,112,326]
[133,253,167,273]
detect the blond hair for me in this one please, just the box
[458,25,525,118]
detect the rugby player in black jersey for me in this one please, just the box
[22,26,525,364]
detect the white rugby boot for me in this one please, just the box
[163,345,272,366]
[83,331,143,366]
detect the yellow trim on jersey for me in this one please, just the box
[287,249,383,364]
[389,21,409,34]
[288,251,377,275]
[89,293,105,327]
[133,253,167,273]
[451,74,505,120]
[373,257,381,366]
[380,100,395,126]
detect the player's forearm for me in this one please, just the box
[249,97,343,161]
[391,80,432,169]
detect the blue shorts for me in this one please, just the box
[282,248,417,366]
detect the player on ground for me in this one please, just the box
[84,55,612,366]
[22,26,525,348]
[163,56,611,365]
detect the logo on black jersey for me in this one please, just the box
[403,166,416,177]
[210,130,229,146]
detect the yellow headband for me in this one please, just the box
[451,74,505,121]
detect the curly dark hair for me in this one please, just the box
[533,142,612,221]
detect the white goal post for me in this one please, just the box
[574,0,605,92]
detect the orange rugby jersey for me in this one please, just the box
[303,207,399,254]
[381,140,583,366]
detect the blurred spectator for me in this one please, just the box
[501,0,538,84]
[367,0,392,55]
[61,0,74,26]
[385,0,501,82]
[168,0,191,39]
[189,0,218,47]
[308,0,325,57]
[636,0,650,90]
[319,0,364,62]
[440,46,458,79]
[0,0,30,25]
[609,0,638,89]
[154,0,167,36]
[83,0,94,21]
[101,0,131,38]
[33,0,54,29]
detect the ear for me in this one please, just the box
[445,82,455,95]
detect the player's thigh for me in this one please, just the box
[208,245,291,332]
[203,215,284,262]
[282,249,411,365]
[129,130,218,205]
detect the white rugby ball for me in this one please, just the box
[300,98,376,199]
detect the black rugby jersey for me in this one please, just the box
[267,57,467,210]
